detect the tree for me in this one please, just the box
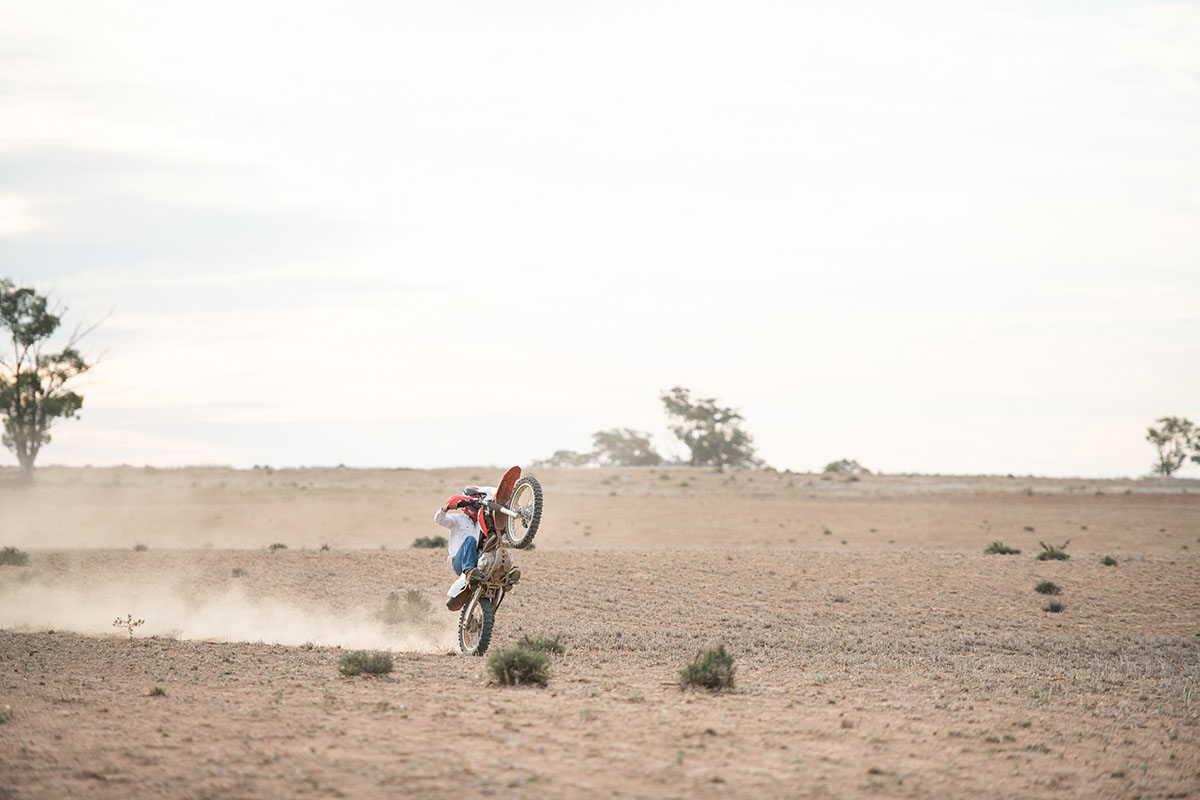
[1145,416,1195,478]
[823,458,869,475]
[0,280,94,476]
[660,386,760,470]
[591,428,662,466]
[533,449,594,468]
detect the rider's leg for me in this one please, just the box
[458,535,479,573]
[451,536,479,575]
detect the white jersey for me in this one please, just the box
[432,486,495,564]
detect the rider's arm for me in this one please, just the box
[434,507,454,528]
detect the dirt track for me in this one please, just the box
[2,467,1198,799]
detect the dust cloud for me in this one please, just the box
[0,577,456,652]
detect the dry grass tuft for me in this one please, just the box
[984,541,1020,555]
[0,546,30,566]
[518,634,565,654]
[488,645,551,686]
[680,645,736,691]
[339,651,394,676]
[411,536,447,549]
[1037,540,1070,561]
[376,590,431,625]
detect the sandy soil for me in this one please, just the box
[1,466,1198,799]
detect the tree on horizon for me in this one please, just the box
[591,428,663,467]
[1145,416,1196,478]
[0,279,96,476]
[660,386,761,470]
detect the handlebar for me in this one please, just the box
[448,497,519,518]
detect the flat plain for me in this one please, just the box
[2,466,1198,799]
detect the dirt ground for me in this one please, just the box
[1,466,1198,799]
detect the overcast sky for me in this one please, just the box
[2,1,1198,477]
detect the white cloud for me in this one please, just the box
[0,195,54,237]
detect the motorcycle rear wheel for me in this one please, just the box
[459,594,495,656]
[503,476,542,549]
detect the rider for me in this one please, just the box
[435,485,494,607]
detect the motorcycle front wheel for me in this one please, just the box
[458,594,495,656]
[503,476,542,549]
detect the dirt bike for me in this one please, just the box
[445,466,542,656]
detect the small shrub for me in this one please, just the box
[231,567,247,578]
[133,543,148,552]
[112,613,145,639]
[147,685,167,697]
[0,709,11,724]
[1100,555,1117,566]
[339,650,394,676]
[488,645,551,686]
[1023,526,1035,532]
[984,542,1020,555]
[1037,540,1070,561]
[1035,580,1061,595]
[412,536,448,549]
[376,590,431,624]
[268,542,287,552]
[0,547,30,567]
[320,543,331,551]
[1044,600,1066,613]
[679,645,736,691]
[518,634,565,654]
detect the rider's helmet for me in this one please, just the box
[461,486,487,523]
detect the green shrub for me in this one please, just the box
[679,645,736,691]
[1044,600,1065,613]
[268,542,288,552]
[488,645,551,686]
[1100,555,1117,566]
[231,567,247,578]
[412,536,448,549]
[1035,580,1061,595]
[339,650,394,676]
[518,634,565,654]
[147,685,167,697]
[984,541,1020,555]
[1036,541,1070,561]
[376,590,431,624]
[0,547,30,566]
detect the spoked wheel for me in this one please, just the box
[458,594,495,656]
[503,475,542,549]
